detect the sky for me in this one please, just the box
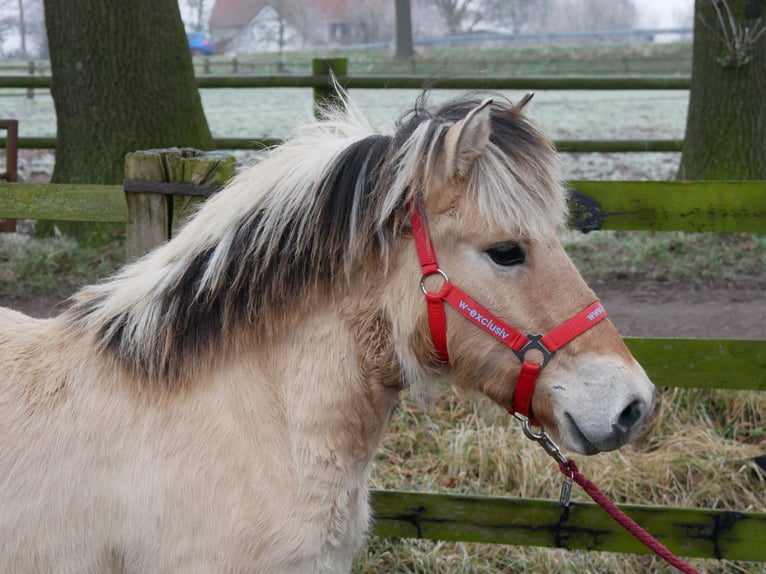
[635,0,693,28]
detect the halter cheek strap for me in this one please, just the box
[410,202,608,425]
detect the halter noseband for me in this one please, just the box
[409,202,608,425]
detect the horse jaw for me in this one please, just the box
[536,353,656,455]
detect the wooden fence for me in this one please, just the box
[0,119,18,232]
[0,60,764,564]
[0,57,689,154]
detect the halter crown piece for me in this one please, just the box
[409,202,608,426]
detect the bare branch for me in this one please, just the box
[708,0,766,67]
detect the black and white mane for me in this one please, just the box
[65,93,565,383]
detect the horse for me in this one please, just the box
[0,92,655,573]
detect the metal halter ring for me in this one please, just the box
[512,333,555,368]
[419,269,449,295]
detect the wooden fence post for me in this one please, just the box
[0,119,18,232]
[123,148,236,261]
[167,149,236,235]
[312,57,348,116]
[26,61,35,99]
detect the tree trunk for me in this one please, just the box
[17,0,27,57]
[44,0,214,186]
[395,0,414,61]
[678,0,766,179]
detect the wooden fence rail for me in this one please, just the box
[0,136,685,154]
[370,490,766,562]
[0,73,692,91]
[1,59,690,154]
[3,180,764,233]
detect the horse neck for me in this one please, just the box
[240,290,402,477]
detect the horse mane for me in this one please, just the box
[64,92,566,387]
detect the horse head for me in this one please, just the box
[392,95,655,455]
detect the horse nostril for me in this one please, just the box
[615,399,644,434]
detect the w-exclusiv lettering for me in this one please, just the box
[458,300,510,339]
[586,305,605,321]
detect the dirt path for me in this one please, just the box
[594,282,765,340]
[2,280,764,340]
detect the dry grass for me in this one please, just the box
[353,386,765,573]
[0,232,123,298]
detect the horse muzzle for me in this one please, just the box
[545,357,656,455]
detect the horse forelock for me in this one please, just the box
[420,94,566,236]
[64,92,564,388]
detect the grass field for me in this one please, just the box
[184,41,692,76]
[0,41,692,77]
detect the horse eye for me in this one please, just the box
[486,242,526,266]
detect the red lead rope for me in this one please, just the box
[560,459,703,574]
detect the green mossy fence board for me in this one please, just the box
[1,137,684,154]
[570,180,766,232]
[3,181,765,233]
[190,75,690,90]
[556,139,684,153]
[370,490,766,561]
[0,183,125,222]
[625,338,766,391]
[0,74,692,91]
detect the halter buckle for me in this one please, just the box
[513,334,554,368]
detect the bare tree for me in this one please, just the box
[395,0,414,59]
[16,0,25,55]
[354,0,394,44]
[425,0,637,36]
[546,0,638,31]
[0,0,44,57]
[484,0,553,33]
[0,0,16,55]
[427,0,483,34]
[185,0,206,31]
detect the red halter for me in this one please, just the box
[409,202,608,425]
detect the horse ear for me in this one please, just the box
[510,92,534,115]
[442,98,493,180]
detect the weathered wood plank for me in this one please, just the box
[2,136,684,154]
[569,180,766,233]
[370,490,766,561]
[0,183,125,222]
[0,73,693,91]
[624,338,766,391]
[171,150,236,234]
[556,139,683,153]
[124,151,171,261]
[3,181,766,234]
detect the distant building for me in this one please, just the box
[208,0,270,49]
[315,0,354,44]
[208,0,390,52]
